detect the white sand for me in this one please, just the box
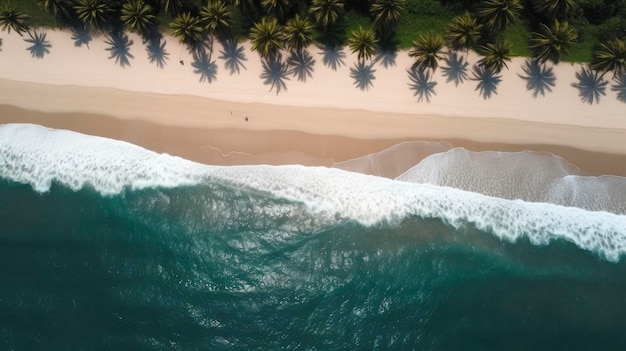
[0,28,624,156]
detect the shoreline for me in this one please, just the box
[2,102,626,177]
[1,29,625,177]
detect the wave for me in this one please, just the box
[397,148,626,214]
[0,123,209,194]
[332,141,454,178]
[2,123,626,261]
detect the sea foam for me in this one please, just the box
[0,123,208,194]
[332,141,454,178]
[2,124,626,261]
[397,148,626,214]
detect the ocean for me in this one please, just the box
[2,123,626,350]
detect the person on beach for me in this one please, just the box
[244,114,248,122]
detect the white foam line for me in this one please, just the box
[3,124,626,262]
[200,145,252,158]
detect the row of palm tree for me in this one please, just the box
[1,0,624,78]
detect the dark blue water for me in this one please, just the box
[2,178,626,350]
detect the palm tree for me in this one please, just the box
[229,0,258,16]
[0,6,31,36]
[478,39,512,73]
[262,0,293,21]
[409,32,445,71]
[200,1,232,37]
[478,0,522,33]
[250,17,284,59]
[284,14,314,53]
[590,38,626,78]
[121,0,155,36]
[370,0,406,34]
[309,0,344,31]
[160,0,185,15]
[528,20,577,64]
[347,26,379,62]
[74,0,111,29]
[532,0,574,20]
[41,0,73,18]
[170,12,204,46]
[445,12,482,52]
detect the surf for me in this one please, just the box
[2,123,626,261]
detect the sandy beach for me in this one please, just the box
[0,28,625,176]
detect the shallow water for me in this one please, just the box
[2,124,626,349]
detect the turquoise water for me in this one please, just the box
[2,124,626,350]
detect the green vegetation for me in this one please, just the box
[409,31,445,71]
[347,25,378,61]
[121,0,156,35]
[249,16,284,58]
[590,37,626,77]
[0,0,624,70]
[1,0,62,27]
[0,5,32,35]
[528,20,577,64]
[478,39,512,73]
[396,0,451,49]
[501,22,531,57]
[445,12,482,52]
[283,14,313,52]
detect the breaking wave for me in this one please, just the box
[1,123,626,261]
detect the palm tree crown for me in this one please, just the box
[262,0,293,21]
[74,0,111,29]
[200,1,232,37]
[528,20,577,64]
[170,12,204,45]
[347,26,379,62]
[250,17,284,59]
[230,0,258,16]
[478,0,522,33]
[121,0,155,36]
[41,0,72,18]
[409,32,446,71]
[309,0,344,30]
[532,0,574,20]
[284,14,314,52]
[478,39,512,73]
[370,0,406,34]
[0,6,30,36]
[161,0,185,15]
[590,38,626,77]
[445,12,482,52]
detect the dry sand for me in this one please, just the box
[0,28,625,176]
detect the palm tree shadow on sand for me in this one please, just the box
[287,50,315,82]
[261,55,289,94]
[350,61,376,91]
[441,51,469,86]
[571,67,608,105]
[71,25,92,48]
[145,34,169,68]
[408,68,437,103]
[373,49,397,69]
[218,39,247,75]
[518,59,556,98]
[25,31,52,59]
[192,47,218,83]
[471,65,502,99]
[105,30,134,67]
[319,45,346,71]
[611,73,626,104]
